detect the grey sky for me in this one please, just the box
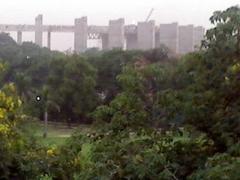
[0,0,239,51]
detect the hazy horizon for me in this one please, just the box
[1,0,239,51]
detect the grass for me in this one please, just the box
[37,136,69,147]
[22,120,90,147]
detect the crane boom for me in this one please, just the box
[145,8,154,22]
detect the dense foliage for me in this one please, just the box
[0,66,25,178]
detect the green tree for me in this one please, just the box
[47,55,98,124]
[0,64,25,178]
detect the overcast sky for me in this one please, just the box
[0,0,239,51]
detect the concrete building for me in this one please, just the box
[159,23,179,53]
[137,20,155,50]
[108,18,125,50]
[126,33,138,50]
[179,25,194,54]
[194,26,205,50]
[74,17,88,53]
[126,25,138,50]
[35,14,43,47]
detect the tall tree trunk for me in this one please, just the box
[43,109,48,138]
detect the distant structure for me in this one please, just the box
[0,15,205,54]
[159,23,179,53]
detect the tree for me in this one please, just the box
[204,6,240,56]
[88,49,142,103]
[0,64,24,178]
[47,55,98,124]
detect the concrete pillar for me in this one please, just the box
[74,17,88,53]
[101,33,109,50]
[159,23,179,53]
[137,20,155,50]
[108,18,125,49]
[17,31,22,45]
[193,26,205,50]
[35,14,43,47]
[179,25,194,54]
[47,31,51,49]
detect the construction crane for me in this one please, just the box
[145,8,154,22]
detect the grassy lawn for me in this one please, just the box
[23,120,90,147]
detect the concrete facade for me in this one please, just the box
[126,33,138,50]
[17,31,22,45]
[35,15,43,47]
[137,20,155,50]
[101,33,109,50]
[179,25,194,54]
[159,23,179,53]
[125,25,138,50]
[74,17,88,53]
[108,18,125,49]
[194,26,205,50]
